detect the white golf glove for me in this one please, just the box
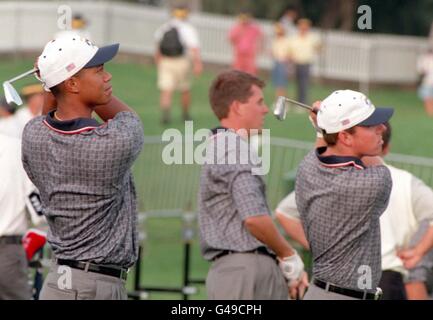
[278,251,305,284]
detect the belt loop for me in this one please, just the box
[84,262,90,273]
[362,291,367,300]
[325,282,330,292]
[121,269,127,280]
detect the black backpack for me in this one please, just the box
[159,27,184,57]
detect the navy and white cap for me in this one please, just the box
[37,35,119,90]
[317,89,394,134]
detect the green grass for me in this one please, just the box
[3,58,432,300]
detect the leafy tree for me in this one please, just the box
[201,0,433,36]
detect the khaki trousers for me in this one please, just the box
[39,262,127,300]
[206,252,288,300]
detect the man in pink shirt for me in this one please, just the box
[228,13,263,75]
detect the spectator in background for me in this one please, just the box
[279,5,299,36]
[55,14,92,40]
[0,97,19,137]
[0,96,17,119]
[416,48,433,117]
[15,84,44,128]
[0,133,45,300]
[228,12,263,76]
[154,5,202,125]
[288,18,321,105]
[0,84,44,138]
[271,23,291,100]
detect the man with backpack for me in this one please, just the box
[154,6,202,124]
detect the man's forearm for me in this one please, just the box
[405,282,429,300]
[414,225,433,257]
[244,215,295,258]
[276,213,310,250]
[190,48,202,74]
[93,96,136,122]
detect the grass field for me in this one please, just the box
[2,58,432,299]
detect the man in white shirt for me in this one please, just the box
[154,6,202,124]
[276,122,433,299]
[0,134,44,299]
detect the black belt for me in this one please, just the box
[0,235,22,245]
[212,247,276,262]
[57,259,128,281]
[314,279,382,300]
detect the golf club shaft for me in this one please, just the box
[7,68,38,83]
[283,97,313,111]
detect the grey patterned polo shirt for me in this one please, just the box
[198,128,271,261]
[22,111,144,268]
[295,147,392,291]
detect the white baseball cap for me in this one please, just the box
[317,89,393,134]
[37,35,119,90]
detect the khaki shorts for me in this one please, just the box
[157,56,191,92]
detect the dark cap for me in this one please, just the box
[358,107,394,126]
[84,43,119,68]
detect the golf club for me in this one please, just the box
[3,68,38,105]
[273,96,314,121]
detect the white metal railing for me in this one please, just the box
[0,1,430,89]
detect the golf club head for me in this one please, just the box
[273,96,288,121]
[3,81,23,106]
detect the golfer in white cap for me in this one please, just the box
[21,35,144,300]
[295,90,394,300]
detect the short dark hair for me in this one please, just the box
[279,5,298,19]
[382,122,391,150]
[322,127,356,146]
[0,96,17,114]
[49,84,62,98]
[284,4,298,13]
[48,68,86,98]
[208,70,265,120]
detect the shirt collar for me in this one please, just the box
[316,146,366,170]
[43,111,100,135]
[210,126,228,136]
